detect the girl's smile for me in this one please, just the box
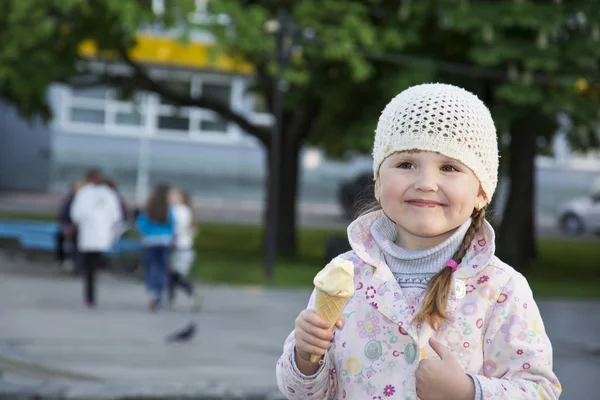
[375,150,486,250]
[405,199,446,208]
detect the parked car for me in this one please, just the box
[557,191,600,235]
[338,172,375,221]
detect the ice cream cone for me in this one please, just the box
[309,288,351,363]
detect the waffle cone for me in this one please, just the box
[308,288,351,363]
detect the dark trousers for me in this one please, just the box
[81,252,104,305]
[168,271,194,301]
[55,230,78,264]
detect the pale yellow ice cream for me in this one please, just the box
[313,258,355,298]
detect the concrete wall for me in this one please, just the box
[0,99,51,192]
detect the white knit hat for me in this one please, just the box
[372,83,499,201]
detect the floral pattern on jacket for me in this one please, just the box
[276,211,561,399]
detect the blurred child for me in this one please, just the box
[71,169,122,308]
[168,188,201,311]
[136,184,174,312]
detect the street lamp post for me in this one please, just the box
[264,9,293,281]
[135,135,151,207]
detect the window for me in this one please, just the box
[159,81,191,106]
[155,79,231,134]
[200,117,227,132]
[115,110,143,126]
[71,108,105,124]
[72,87,107,100]
[66,85,148,129]
[203,82,231,104]
[198,82,231,133]
[68,87,108,124]
[63,76,235,139]
[159,115,189,131]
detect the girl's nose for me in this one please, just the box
[413,169,438,192]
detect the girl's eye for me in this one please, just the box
[396,162,414,169]
[441,165,458,172]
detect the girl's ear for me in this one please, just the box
[374,179,381,203]
[475,191,488,211]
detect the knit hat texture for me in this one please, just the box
[372,83,499,201]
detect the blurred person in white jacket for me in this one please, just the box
[167,188,201,311]
[70,169,123,308]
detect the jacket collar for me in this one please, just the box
[348,210,496,341]
[348,210,495,280]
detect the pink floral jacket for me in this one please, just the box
[276,211,561,399]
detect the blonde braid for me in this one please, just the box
[413,208,487,329]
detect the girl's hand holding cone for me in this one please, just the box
[294,309,346,375]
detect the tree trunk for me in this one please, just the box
[496,117,537,271]
[262,104,319,260]
[277,137,300,258]
[262,132,300,259]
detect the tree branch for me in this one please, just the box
[113,47,271,147]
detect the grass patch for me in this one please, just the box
[193,226,600,298]
[192,225,600,298]
[0,212,56,222]
[526,239,600,298]
[1,212,598,297]
[193,224,343,288]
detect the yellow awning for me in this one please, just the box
[79,34,254,74]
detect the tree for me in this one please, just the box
[0,0,179,119]
[327,0,599,270]
[3,1,598,270]
[299,0,600,270]
[434,1,600,269]
[1,0,432,260]
[202,1,436,258]
[290,0,600,270]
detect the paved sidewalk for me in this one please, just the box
[0,256,298,399]
[0,255,598,399]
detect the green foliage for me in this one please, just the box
[0,0,193,120]
[204,0,600,157]
[436,0,600,149]
[200,0,429,156]
[1,0,598,156]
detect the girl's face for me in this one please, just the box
[375,151,486,250]
[169,189,183,205]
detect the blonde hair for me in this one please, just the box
[360,202,487,330]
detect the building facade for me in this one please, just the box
[0,31,370,207]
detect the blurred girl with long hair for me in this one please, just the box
[136,184,174,312]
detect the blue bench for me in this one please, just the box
[0,221,55,238]
[0,220,141,256]
[18,223,59,252]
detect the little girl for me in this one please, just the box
[168,188,201,311]
[276,84,561,399]
[136,184,174,312]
